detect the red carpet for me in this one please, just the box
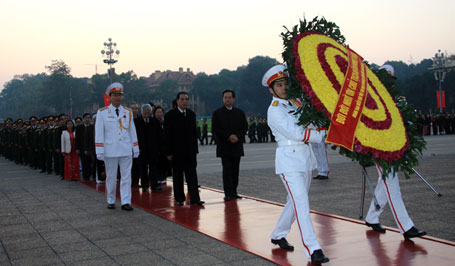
[80,181,454,266]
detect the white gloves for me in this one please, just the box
[96,154,104,161]
[133,152,140,158]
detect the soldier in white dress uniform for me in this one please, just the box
[364,65,426,240]
[311,141,330,179]
[95,82,139,211]
[263,65,329,264]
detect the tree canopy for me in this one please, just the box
[0,57,453,120]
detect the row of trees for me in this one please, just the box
[1,56,454,120]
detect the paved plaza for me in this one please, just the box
[0,135,454,265]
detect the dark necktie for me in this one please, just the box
[145,118,149,123]
[115,108,119,117]
[183,111,186,117]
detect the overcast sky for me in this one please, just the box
[1,0,454,89]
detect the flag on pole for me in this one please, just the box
[436,91,446,109]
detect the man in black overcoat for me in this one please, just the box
[75,113,96,181]
[135,104,163,192]
[164,92,204,206]
[211,89,248,201]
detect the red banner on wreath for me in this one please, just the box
[326,47,368,151]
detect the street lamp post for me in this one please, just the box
[433,49,446,113]
[101,38,120,83]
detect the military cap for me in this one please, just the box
[262,64,288,87]
[29,116,38,122]
[48,115,54,121]
[75,117,83,123]
[106,82,124,95]
[379,64,395,77]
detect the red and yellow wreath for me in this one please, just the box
[281,17,425,177]
[294,31,409,162]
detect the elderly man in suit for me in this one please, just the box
[164,91,204,206]
[95,82,139,211]
[134,104,163,193]
[211,89,248,201]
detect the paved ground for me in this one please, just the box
[0,134,453,265]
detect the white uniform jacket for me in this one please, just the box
[267,97,325,174]
[95,104,139,157]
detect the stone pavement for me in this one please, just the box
[0,159,275,266]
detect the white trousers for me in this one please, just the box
[270,171,321,258]
[311,142,329,176]
[365,165,414,234]
[104,156,132,205]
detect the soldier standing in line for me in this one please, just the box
[95,82,139,211]
[37,118,48,173]
[28,116,39,169]
[248,118,257,143]
[46,116,57,174]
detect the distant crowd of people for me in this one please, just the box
[416,113,455,136]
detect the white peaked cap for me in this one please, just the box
[379,64,395,76]
[262,64,288,87]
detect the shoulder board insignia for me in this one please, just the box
[124,107,132,111]
[99,106,108,111]
[272,101,279,107]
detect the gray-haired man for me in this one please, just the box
[134,104,163,192]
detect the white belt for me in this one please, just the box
[277,140,305,147]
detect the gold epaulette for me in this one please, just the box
[124,106,132,112]
[98,106,108,111]
[271,101,279,107]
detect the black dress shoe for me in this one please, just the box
[191,201,205,206]
[107,204,115,209]
[121,204,134,211]
[176,201,184,206]
[403,226,426,240]
[313,175,328,180]
[234,195,242,199]
[224,196,232,201]
[271,238,294,251]
[366,222,386,233]
[311,249,329,264]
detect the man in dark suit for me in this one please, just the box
[211,89,248,201]
[135,104,163,193]
[76,113,96,181]
[164,92,204,206]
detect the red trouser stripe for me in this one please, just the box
[376,163,405,232]
[281,174,311,255]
